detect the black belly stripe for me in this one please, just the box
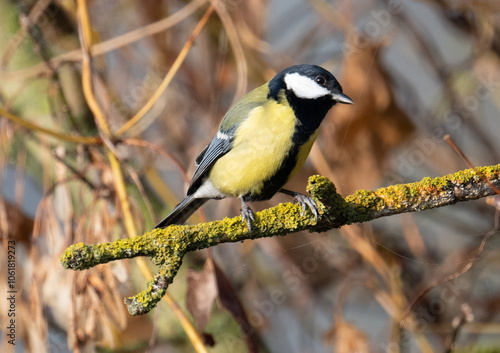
[243,93,335,202]
[243,138,302,201]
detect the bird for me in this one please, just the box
[155,64,353,231]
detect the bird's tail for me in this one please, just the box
[154,196,208,229]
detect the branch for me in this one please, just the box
[61,164,500,315]
[0,107,102,145]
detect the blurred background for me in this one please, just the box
[1,0,500,352]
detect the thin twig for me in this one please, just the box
[444,134,500,195]
[52,150,99,191]
[400,208,499,327]
[0,107,102,145]
[212,0,248,105]
[0,0,53,68]
[444,303,473,353]
[123,138,190,183]
[115,2,217,136]
[122,137,209,223]
[1,0,207,82]
[123,163,156,226]
[77,0,112,138]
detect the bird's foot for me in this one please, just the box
[279,189,318,221]
[240,198,255,232]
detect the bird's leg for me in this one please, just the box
[240,197,255,231]
[279,189,318,221]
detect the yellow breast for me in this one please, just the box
[209,100,297,197]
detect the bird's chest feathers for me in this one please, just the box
[210,101,297,196]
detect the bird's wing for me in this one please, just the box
[187,130,235,195]
[194,144,209,166]
[187,84,270,196]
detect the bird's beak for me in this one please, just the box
[332,92,354,105]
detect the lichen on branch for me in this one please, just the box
[61,164,500,315]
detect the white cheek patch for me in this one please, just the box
[284,72,331,99]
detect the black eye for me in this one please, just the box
[315,76,326,85]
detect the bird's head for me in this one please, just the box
[268,64,353,105]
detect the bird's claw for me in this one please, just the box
[293,193,319,221]
[279,189,319,221]
[240,201,255,232]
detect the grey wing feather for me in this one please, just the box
[187,132,234,195]
[154,196,208,228]
[195,144,209,166]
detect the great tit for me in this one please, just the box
[155,64,353,230]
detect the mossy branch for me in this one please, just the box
[61,164,500,315]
